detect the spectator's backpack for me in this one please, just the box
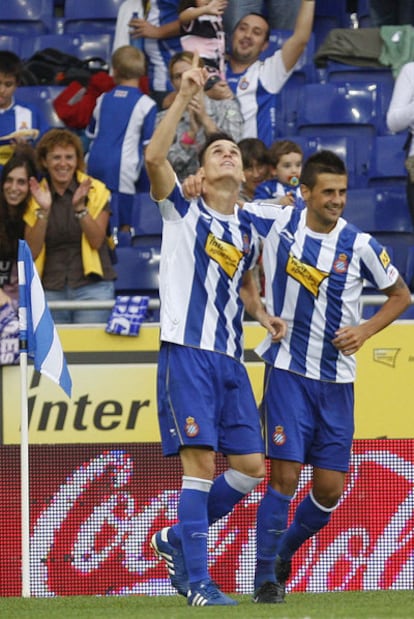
[21,48,109,87]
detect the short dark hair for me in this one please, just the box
[300,150,347,189]
[198,131,238,165]
[0,51,22,83]
[238,138,269,169]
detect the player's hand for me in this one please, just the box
[179,51,208,99]
[332,324,368,356]
[260,314,288,342]
[182,171,204,199]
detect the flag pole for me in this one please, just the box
[18,254,31,598]
[19,345,31,597]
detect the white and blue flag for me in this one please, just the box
[17,240,72,397]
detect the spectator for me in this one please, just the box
[254,138,305,208]
[369,1,414,27]
[126,0,183,110]
[223,0,302,36]
[0,51,49,169]
[0,146,38,365]
[225,0,315,146]
[24,129,116,325]
[113,0,145,51]
[179,0,227,76]
[386,61,414,226]
[86,45,157,230]
[157,50,243,181]
[238,138,270,204]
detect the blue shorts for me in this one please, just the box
[262,366,354,472]
[157,342,264,457]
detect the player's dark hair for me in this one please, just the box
[198,132,238,165]
[300,150,347,189]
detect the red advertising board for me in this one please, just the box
[0,439,413,597]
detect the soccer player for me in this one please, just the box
[144,53,286,606]
[181,150,411,603]
[225,0,315,146]
[241,150,411,603]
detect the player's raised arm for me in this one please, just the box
[145,51,208,200]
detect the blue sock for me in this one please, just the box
[278,492,333,562]
[175,477,212,585]
[254,485,292,589]
[207,472,245,524]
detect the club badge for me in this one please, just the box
[272,425,286,446]
[185,416,200,438]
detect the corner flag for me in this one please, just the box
[17,240,72,397]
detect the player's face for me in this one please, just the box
[301,173,347,233]
[3,165,29,207]
[43,145,78,191]
[231,14,269,65]
[274,152,302,186]
[202,139,244,184]
[0,72,17,110]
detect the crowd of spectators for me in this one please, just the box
[1,0,414,327]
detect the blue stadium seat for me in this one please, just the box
[15,85,65,129]
[63,0,124,35]
[0,34,24,56]
[21,33,113,65]
[346,188,413,233]
[357,0,372,28]
[114,246,160,320]
[0,0,54,35]
[130,192,162,238]
[313,0,351,50]
[367,134,408,190]
[295,81,380,184]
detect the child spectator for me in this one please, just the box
[157,50,243,181]
[254,139,305,208]
[237,137,270,205]
[0,51,49,169]
[86,45,157,230]
[179,0,227,77]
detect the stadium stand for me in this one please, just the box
[367,134,408,191]
[20,33,113,66]
[0,0,54,35]
[15,85,66,129]
[0,34,23,56]
[63,0,124,35]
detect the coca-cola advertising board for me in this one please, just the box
[0,439,412,597]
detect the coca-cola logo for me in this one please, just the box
[21,442,414,596]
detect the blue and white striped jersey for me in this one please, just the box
[242,202,400,382]
[225,51,292,147]
[86,86,157,194]
[157,182,260,362]
[144,0,182,93]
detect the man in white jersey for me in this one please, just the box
[225,0,315,146]
[144,53,287,606]
[241,151,411,603]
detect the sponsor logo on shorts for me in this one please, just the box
[185,416,200,437]
[272,425,286,446]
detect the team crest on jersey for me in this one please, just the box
[333,253,349,274]
[239,77,249,90]
[272,425,286,446]
[184,416,199,438]
[286,252,329,297]
[205,232,243,278]
[380,248,391,269]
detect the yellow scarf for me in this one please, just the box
[24,171,111,278]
